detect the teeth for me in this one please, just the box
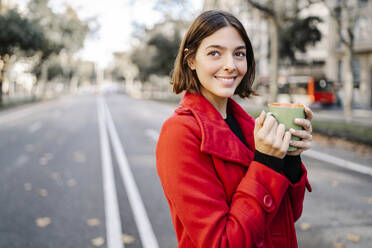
[216,77,234,83]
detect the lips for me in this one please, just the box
[214,76,237,85]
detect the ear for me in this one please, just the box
[187,57,196,70]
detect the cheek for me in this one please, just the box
[237,61,248,76]
[196,60,221,77]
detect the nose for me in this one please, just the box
[223,54,236,72]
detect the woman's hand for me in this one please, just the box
[254,111,292,159]
[287,106,313,156]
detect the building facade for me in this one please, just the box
[203,0,372,109]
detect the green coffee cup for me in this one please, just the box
[267,103,305,151]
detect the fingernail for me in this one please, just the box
[290,128,295,133]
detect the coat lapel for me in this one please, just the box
[180,93,255,166]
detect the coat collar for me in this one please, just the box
[179,92,255,166]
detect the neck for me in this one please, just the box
[201,89,228,119]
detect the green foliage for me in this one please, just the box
[0,9,45,56]
[280,16,322,63]
[26,0,91,80]
[130,26,181,82]
[147,32,181,77]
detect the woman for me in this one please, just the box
[156,10,313,248]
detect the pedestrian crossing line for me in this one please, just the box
[97,97,125,248]
[303,149,372,177]
[102,98,160,248]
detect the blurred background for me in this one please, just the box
[0,0,371,247]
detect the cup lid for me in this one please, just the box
[268,103,304,108]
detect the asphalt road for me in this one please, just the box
[0,93,371,248]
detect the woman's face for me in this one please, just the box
[188,26,247,103]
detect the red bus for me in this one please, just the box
[278,76,336,105]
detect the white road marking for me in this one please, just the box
[303,149,372,177]
[97,97,125,248]
[102,99,160,248]
[145,129,159,142]
[29,122,42,133]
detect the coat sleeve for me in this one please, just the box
[286,163,312,222]
[156,115,290,248]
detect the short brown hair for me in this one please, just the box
[171,10,256,98]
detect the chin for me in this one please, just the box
[217,90,235,98]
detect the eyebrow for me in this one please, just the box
[205,45,246,50]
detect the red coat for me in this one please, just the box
[156,93,312,248]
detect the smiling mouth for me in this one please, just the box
[215,76,237,84]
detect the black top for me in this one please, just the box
[224,111,302,184]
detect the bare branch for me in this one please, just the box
[246,0,275,17]
[320,0,349,45]
[283,0,323,21]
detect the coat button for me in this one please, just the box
[263,194,273,208]
[256,238,264,247]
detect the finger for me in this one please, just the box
[261,114,277,133]
[256,110,266,127]
[304,106,313,121]
[294,118,312,132]
[254,111,266,135]
[281,131,291,152]
[262,119,277,146]
[273,123,286,148]
[289,139,311,150]
[290,129,312,140]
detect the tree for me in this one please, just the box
[320,0,360,120]
[280,16,322,63]
[27,0,90,84]
[130,19,184,82]
[246,0,322,102]
[0,9,45,102]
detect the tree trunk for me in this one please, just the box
[39,62,48,99]
[343,45,354,121]
[0,54,10,104]
[268,18,279,103]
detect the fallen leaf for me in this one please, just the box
[24,183,32,191]
[333,243,345,248]
[87,218,100,227]
[39,157,48,166]
[91,237,104,247]
[35,217,51,228]
[67,179,76,187]
[39,153,54,166]
[332,180,339,187]
[73,151,86,163]
[51,172,61,180]
[299,222,312,231]
[38,189,48,197]
[44,153,54,160]
[122,233,136,245]
[346,233,361,243]
[25,144,34,152]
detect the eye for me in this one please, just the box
[235,51,246,57]
[207,51,220,57]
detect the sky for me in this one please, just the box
[13,0,203,68]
